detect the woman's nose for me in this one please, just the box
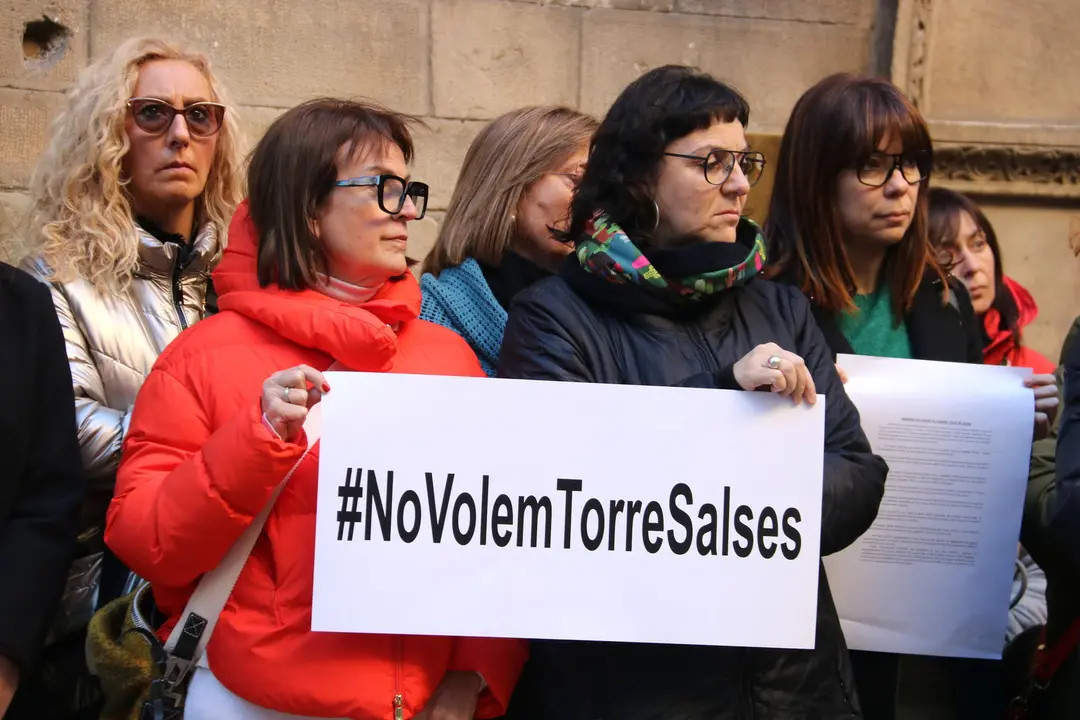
[723,162,750,197]
[167,113,191,147]
[397,195,420,221]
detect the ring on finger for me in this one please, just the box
[281,386,292,403]
[766,355,782,370]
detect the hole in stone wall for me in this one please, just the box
[22,17,70,71]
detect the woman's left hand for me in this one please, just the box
[413,671,482,720]
[1026,373,1059,441]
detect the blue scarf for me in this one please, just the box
[419,259,507,377]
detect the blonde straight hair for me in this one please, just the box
[20,36,245,291]
[422,106,597,277]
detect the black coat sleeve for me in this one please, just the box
[1051,335,1080,569]
[0,278,84,672]
[789,289,888,556]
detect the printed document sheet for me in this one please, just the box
[824,354,1034,659]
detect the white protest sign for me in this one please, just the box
[312,372,826,649]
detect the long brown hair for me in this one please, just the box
[421,106,597,277]
[765,73,941,321]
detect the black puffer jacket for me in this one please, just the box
[497,251,888,720]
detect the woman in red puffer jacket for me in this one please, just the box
[105,98,526,720]
[929,187,1056,374]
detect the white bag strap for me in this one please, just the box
[161,401,323,691]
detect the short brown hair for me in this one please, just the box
[421,106,597,277]
[765,74,941,321]
[247,98,418,289]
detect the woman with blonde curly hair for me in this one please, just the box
[15,36,243,716]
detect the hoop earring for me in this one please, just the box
[650,200,660,232]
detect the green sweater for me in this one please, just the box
[836,284,913,359]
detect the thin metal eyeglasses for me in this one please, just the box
[664,149,766,187]
[333,174,429,219]
[856,151,932,188]
[126,97,226,137]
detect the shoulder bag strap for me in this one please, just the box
[1009,614,1080,718]
[160,401,324,691]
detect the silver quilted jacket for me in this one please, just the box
[23,221,221,640]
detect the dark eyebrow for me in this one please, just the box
[964,227,984,241]
[365,165,411,181]
[690,144,752,156]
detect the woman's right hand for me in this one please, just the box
[732,343,817,405]
[261,364,330,441]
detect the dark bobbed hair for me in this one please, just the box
[564,65,750,245]
[928,187,1018,342]
[247,98,419,290]
[765,73,940,321]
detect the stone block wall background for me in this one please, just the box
[1,0,1079,360]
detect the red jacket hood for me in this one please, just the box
[212,200,421,371]
[983,276,1041,363]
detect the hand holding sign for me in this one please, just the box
[261,364,331,441]
[1025,373,1058,440]
[733,343,817,405]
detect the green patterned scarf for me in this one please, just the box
[577,212,767,301]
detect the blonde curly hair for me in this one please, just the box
[20,36,245,291]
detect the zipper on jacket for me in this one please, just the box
[393,636,404,720]
[171,243,194,331]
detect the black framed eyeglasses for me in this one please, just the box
[126,97,226,137]
[333,174,429,219]
[664,149,766,187]
[856,151,932,187]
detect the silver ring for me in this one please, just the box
[282,386,292,402]
[766,355,782,370]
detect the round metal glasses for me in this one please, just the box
[664,149,767,187]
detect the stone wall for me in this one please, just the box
[0,0,877,262]
[2,0,1079,358]
[891,0,1080,361]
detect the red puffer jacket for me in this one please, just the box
[105,202,527,719]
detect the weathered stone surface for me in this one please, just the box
[238,105,285,155]
[926,0,1080,125]
[0,88,66,189]
[542,0,675,9]
[0,190,31,264]
[432,0,579,119]
[675,0,874,25]
[0,0,89,91]
[580,10,870,133]
[90,0,430,113]
[411,118,488,211]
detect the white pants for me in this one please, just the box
[185,666,349,720]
